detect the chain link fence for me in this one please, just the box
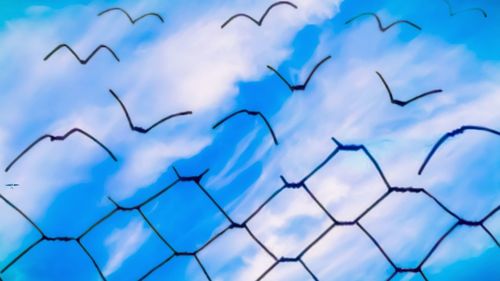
[1,136,498,281]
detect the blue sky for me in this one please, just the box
[0,0,499,280]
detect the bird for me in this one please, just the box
[108,89,193,134]
[345,12,421,32]
[212,109,278,145]
[221,1,298,29]
[43,44,120,64]
[97,7,165,24]
[4,128,117,172]
[375,71,443,107]
[442,0,487,18]
[4,184,19,189]
[267,55,332,92]
[418,125,500,175]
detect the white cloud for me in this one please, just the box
[102,218,151,277]
[226,7,500,228]
[302,225,393,280]
[360,192,457,268]
[0,0,344,275]
[205,128,260,189]
[247,188,332,258]
[215,7,500,279]
[107,136,211,200]
[198,228,275,281]
[3,0,497,278]
[305,149,389,222]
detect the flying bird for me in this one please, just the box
[221,1,298,29]
[98,7,165,24]
[267,55,332,92]
[5,184,19,189]
[212,110,278,145]
[345,12,421,32]
[442,0,487,18]
[418,125,500,175]
[44,44,120,64]
[375,71,443,107]
[109,89,193,134]
[5,128,117,172]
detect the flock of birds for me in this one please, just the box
[3,0,493,190]
[1,1,498,280]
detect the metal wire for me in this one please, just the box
[1,137,498,281]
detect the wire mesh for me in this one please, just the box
[1,137,498,281]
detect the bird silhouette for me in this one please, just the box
[44,44,120,64]
[443,0,487,18]
[109,89,192,134]
[267,55,332,92]
[221,1,298,29]
[98,7,165,24]
[418,125,500,175]
[5,128,117,172]
[212,109,278,145]
[375,71,443,107]
[345,12,421,32]
[4,184,19,189]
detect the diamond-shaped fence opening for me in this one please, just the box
[141,181,230,253]
[302,224,394,280]
[361,191,457,269]
[305,149,389,222]
[81,211,173,280]
[246,187,332,258]
[197,227,276,281]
